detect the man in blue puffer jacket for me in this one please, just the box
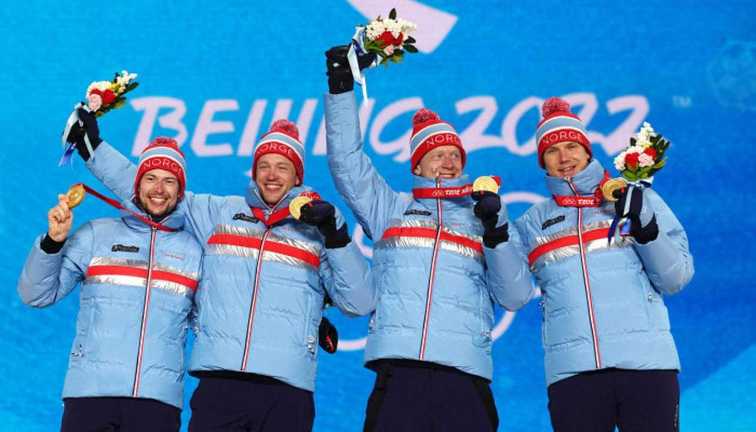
[71,108,375,431]
[18,138,202,431]
[324,47,535,432]
[516,97,694,431]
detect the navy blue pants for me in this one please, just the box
[60,397,180,432]
[364,360,498,432]
[548,368,679,432]
[189,372,314,432]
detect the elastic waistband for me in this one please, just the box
[191,370,287,386]
[367,359,489,382]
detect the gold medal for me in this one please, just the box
[66,184,86,208]
[289,195,314,220]
[601,178,628,202]
[473,176,500,194]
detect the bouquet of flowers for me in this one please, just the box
[60,70,139,165]
[84,70,139,116]
[612,122,669,182]
[361,8,418,65]
[348,9,417,100]
[604,122,670,243]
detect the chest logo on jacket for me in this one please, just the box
[111,244,140,253]
[541,215,566,230]
[233,213,259,224]
[404,209,432,217]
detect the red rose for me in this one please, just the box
[89,88,117,106]
[377,31,402,47]
[625,152,640,169]
[100,89,116,105]
[643,147,657,158]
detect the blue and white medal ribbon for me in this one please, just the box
[607,184,634,245]
[607,179,653,244]
[348,26,377,102]
[59,103,95,166]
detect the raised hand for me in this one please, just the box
[48,194,73,242]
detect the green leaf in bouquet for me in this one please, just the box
[404,43,418,53]
[623,170,639,181]
[112,99,126,109]
[630,137,637,146]
[658,138,670,151]
[125,82,139,92]
[389,8,397,19]
[653,158,666,170]
[366,39,384,51]
[405,36,416,44]
[637,166,653,179]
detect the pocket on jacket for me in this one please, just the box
[641,278,671,331]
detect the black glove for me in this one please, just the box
[325,45,376,94]
[318,316,338,354]
[65,107,102,161]
[614,186,658,244]
[299,200,351,248]
[472,191,509,248]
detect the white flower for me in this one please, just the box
[626,145,644,155]
[614,152,626,171]
[638,153,655,168]
[366,20,387,40]
[636,121,656,144]
[635,137,652,148]
[397,18,416,33]
[86,80,111,97]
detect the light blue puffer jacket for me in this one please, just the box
[85,142,375,392]
[514,159,694,386]
[325,91,535,380]
[17,202,202,408]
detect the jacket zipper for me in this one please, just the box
[419,179,444,359]
[566,180,602,369]
[240,226,271,371]
[132,226,157,397]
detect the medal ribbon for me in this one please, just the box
[77,184,176,232]
[552,172,611,208]
[59,103,96,167]
[412,184,473,199]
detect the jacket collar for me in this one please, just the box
[545,159,606,197]
[121,198,186,232]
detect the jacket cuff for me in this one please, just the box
[41,234,66,254]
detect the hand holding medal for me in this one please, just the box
[48,186,85,242]
[472,175,501,195]
[289,191,323,221]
